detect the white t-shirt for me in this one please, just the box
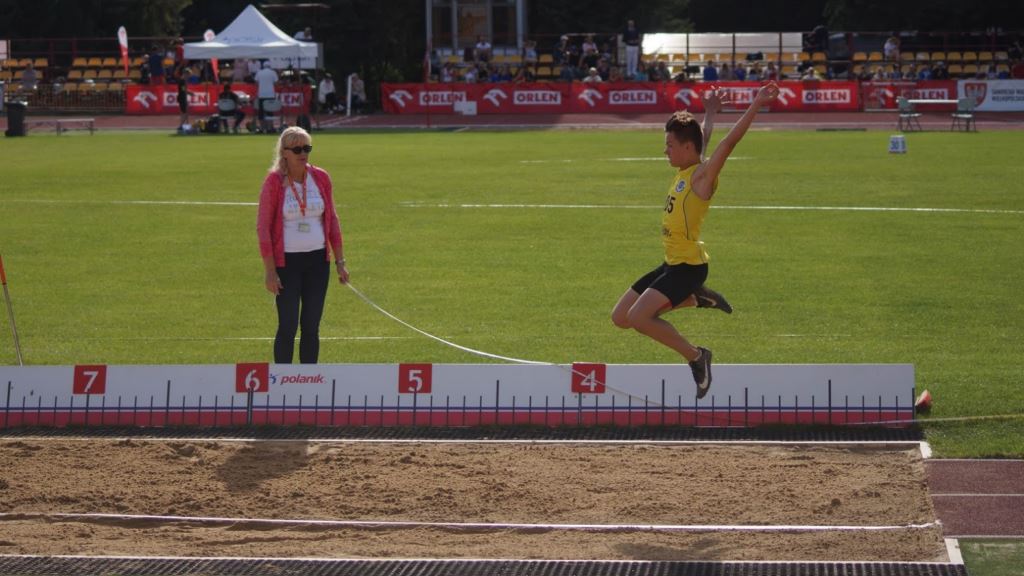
[282,173,326,253]
[255,67,279,99]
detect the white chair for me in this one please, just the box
[260,98,283,133]
[216,98,239,133]
[896,97,921,132]
[951,97,976,132]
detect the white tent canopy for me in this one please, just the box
[183,4,318,67]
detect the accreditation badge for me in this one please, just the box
[297,222,311,233]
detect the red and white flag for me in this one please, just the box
[117,26,129,75]
[204,29,219,83]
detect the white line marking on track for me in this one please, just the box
[399,202,1024,215]
[5,199,257,207]
[944,538,965,564]
[0,512,940,533]
[931,494,1024,497]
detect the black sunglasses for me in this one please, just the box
[284,144,313,154]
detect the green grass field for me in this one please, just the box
[1,128,1022,457]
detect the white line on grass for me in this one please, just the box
[0,512,940,533]
[519,157,753,164]
[4,199,257,207]
[399,202,1024,215]
[73,336,410,342]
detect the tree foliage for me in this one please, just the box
[0,0,191,38]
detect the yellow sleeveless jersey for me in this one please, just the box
[661,163,717,265]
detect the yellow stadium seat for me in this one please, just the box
[83,69,98,79]
[33,57,48,68]
[946,51,962,62]
[12,70,23,80]
[17,58,31,67]
[101,57,117,67]
[129,69,142,80]
[536,66,552,77]
[977,51,993,62]
[812,51,827,62]
[132,56,146,66]
[0,70,11,81]
[962,64,979,75]
[97,69,113,79]
[947,64,963,75]
[86,57,102,67]
[113,69,127,79]
[930,51,945,62]
[67,69,83,80]
[868,51,883,62]
[994,51,1008,61]
[900,51,914,62]
[852,52,867,62]
[996,63,1010,74]
[538,53,553,64]
[961,51,977,62]
[764,51,780,62]
[915,52,929,61]
[72,57,88,67]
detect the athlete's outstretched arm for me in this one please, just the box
[693,82,779,200]
[700,87,725,162]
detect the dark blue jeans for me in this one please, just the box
[274,249,330,363]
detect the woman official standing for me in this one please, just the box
[257,127,348,363]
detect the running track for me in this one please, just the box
[927,459,1024,537]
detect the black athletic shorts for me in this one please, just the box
[631,262,709,308]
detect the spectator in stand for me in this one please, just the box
[490,63,512,82]
[218,83,245,133]
[887,63,901,80]
[464,65,478,83]
[734,64,747,81]
[149,46,165,84]
[702,60,719,81]
[609,65,624,82]
[20,62,37,91]
[429,50,442,79]
[623,19,642,80]
[916,64,932,80]
[513,65,535,83]
[247,59,261,82]
[764,61,779,81]
[474,35,492,63]
[440,63,455,83]
[747,63,763,81]
[596,58,612,81]
[522,40,538,71]
[583,66,603,83]
[255,61,279,127]
[318,72,339,113]
[233,59,249,83]
[1007,39,1022,61]
[295,27,313,40]
[553,34,573,66]
[633,61,649,81]
[931,60,950,79]
[801,66,821,80]
[348,73,366,113]
[579,34,599,69]
[186,61,201,84]
[883,35,900,61]
[719,62,734,81]
[653,60,671,81]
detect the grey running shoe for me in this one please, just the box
[694,285,733,314]
[689,347,713,399]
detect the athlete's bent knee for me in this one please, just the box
[611,311,632,329]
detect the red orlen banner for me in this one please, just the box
[861,80,958,110]
[125,83,311,115]
[383,81,864,114]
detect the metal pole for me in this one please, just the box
[0,254,24,366]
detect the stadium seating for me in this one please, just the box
[962,51,978,62]
[947,64,963,75]
[899,51,914,62]
[946,51,962,62]
[978,51,993,62]
[869,51,884,62]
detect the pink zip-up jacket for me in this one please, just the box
[257,164,343,267]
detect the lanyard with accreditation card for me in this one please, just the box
[287,174,311,233]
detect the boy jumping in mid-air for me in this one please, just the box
[612,82,780,399]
